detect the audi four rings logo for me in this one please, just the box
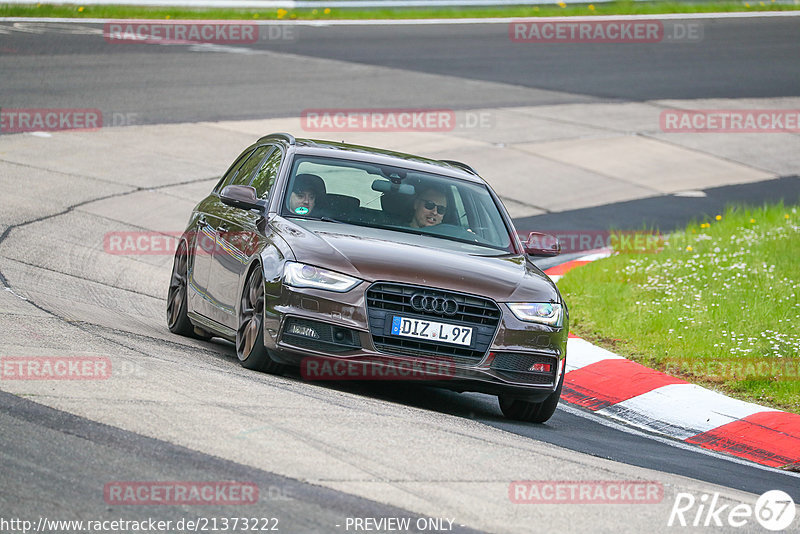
[410,293,458,316]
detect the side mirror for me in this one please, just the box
[524,231,561,257]
[220,185,262,211]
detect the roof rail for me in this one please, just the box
[441,159,478,176]
[263,132,296,145]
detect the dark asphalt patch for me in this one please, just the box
[515,175,800,233]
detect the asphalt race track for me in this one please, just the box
[2,17,800,123]
[1,15,799,533]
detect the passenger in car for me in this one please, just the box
[288,173,326,215]
[409,186,448,228]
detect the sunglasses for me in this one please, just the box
[421,200,447,215]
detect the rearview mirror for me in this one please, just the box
[524,231,561,257]
[371,179,415,196]
[220,185,262,211]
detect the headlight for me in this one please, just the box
[507,302,563,327]
[283,262,361,292]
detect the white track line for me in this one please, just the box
[2,11,800,24]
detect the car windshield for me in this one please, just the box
[281,155,514,252]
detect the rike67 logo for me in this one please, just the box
[668,490,796,531]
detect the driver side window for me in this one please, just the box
[250,146,283,199]
[231,145,271,187]
[214,148,254,193]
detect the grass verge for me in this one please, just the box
[558,203,800,414]
[1,0,798,20]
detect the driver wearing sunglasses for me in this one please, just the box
[409,187,448,228]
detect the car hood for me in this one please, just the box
[273,218,559,303]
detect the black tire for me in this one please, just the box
[236,266,284,374]
[167,241,196,337]
[167,241,213,340]
[498,372,564,424]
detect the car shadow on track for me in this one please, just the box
[203,336,562,428]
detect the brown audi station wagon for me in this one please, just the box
[167,133,567,423]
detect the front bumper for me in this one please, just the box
[263,281,567,400]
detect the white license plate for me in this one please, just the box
[390,316,473,346]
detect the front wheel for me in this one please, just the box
[498,372,564,424]
[236,266,284,374]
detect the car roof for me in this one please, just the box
[256,133,485,184]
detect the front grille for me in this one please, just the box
[281,317,361,353]
[491,352,556,384]
[366,282,501,365]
